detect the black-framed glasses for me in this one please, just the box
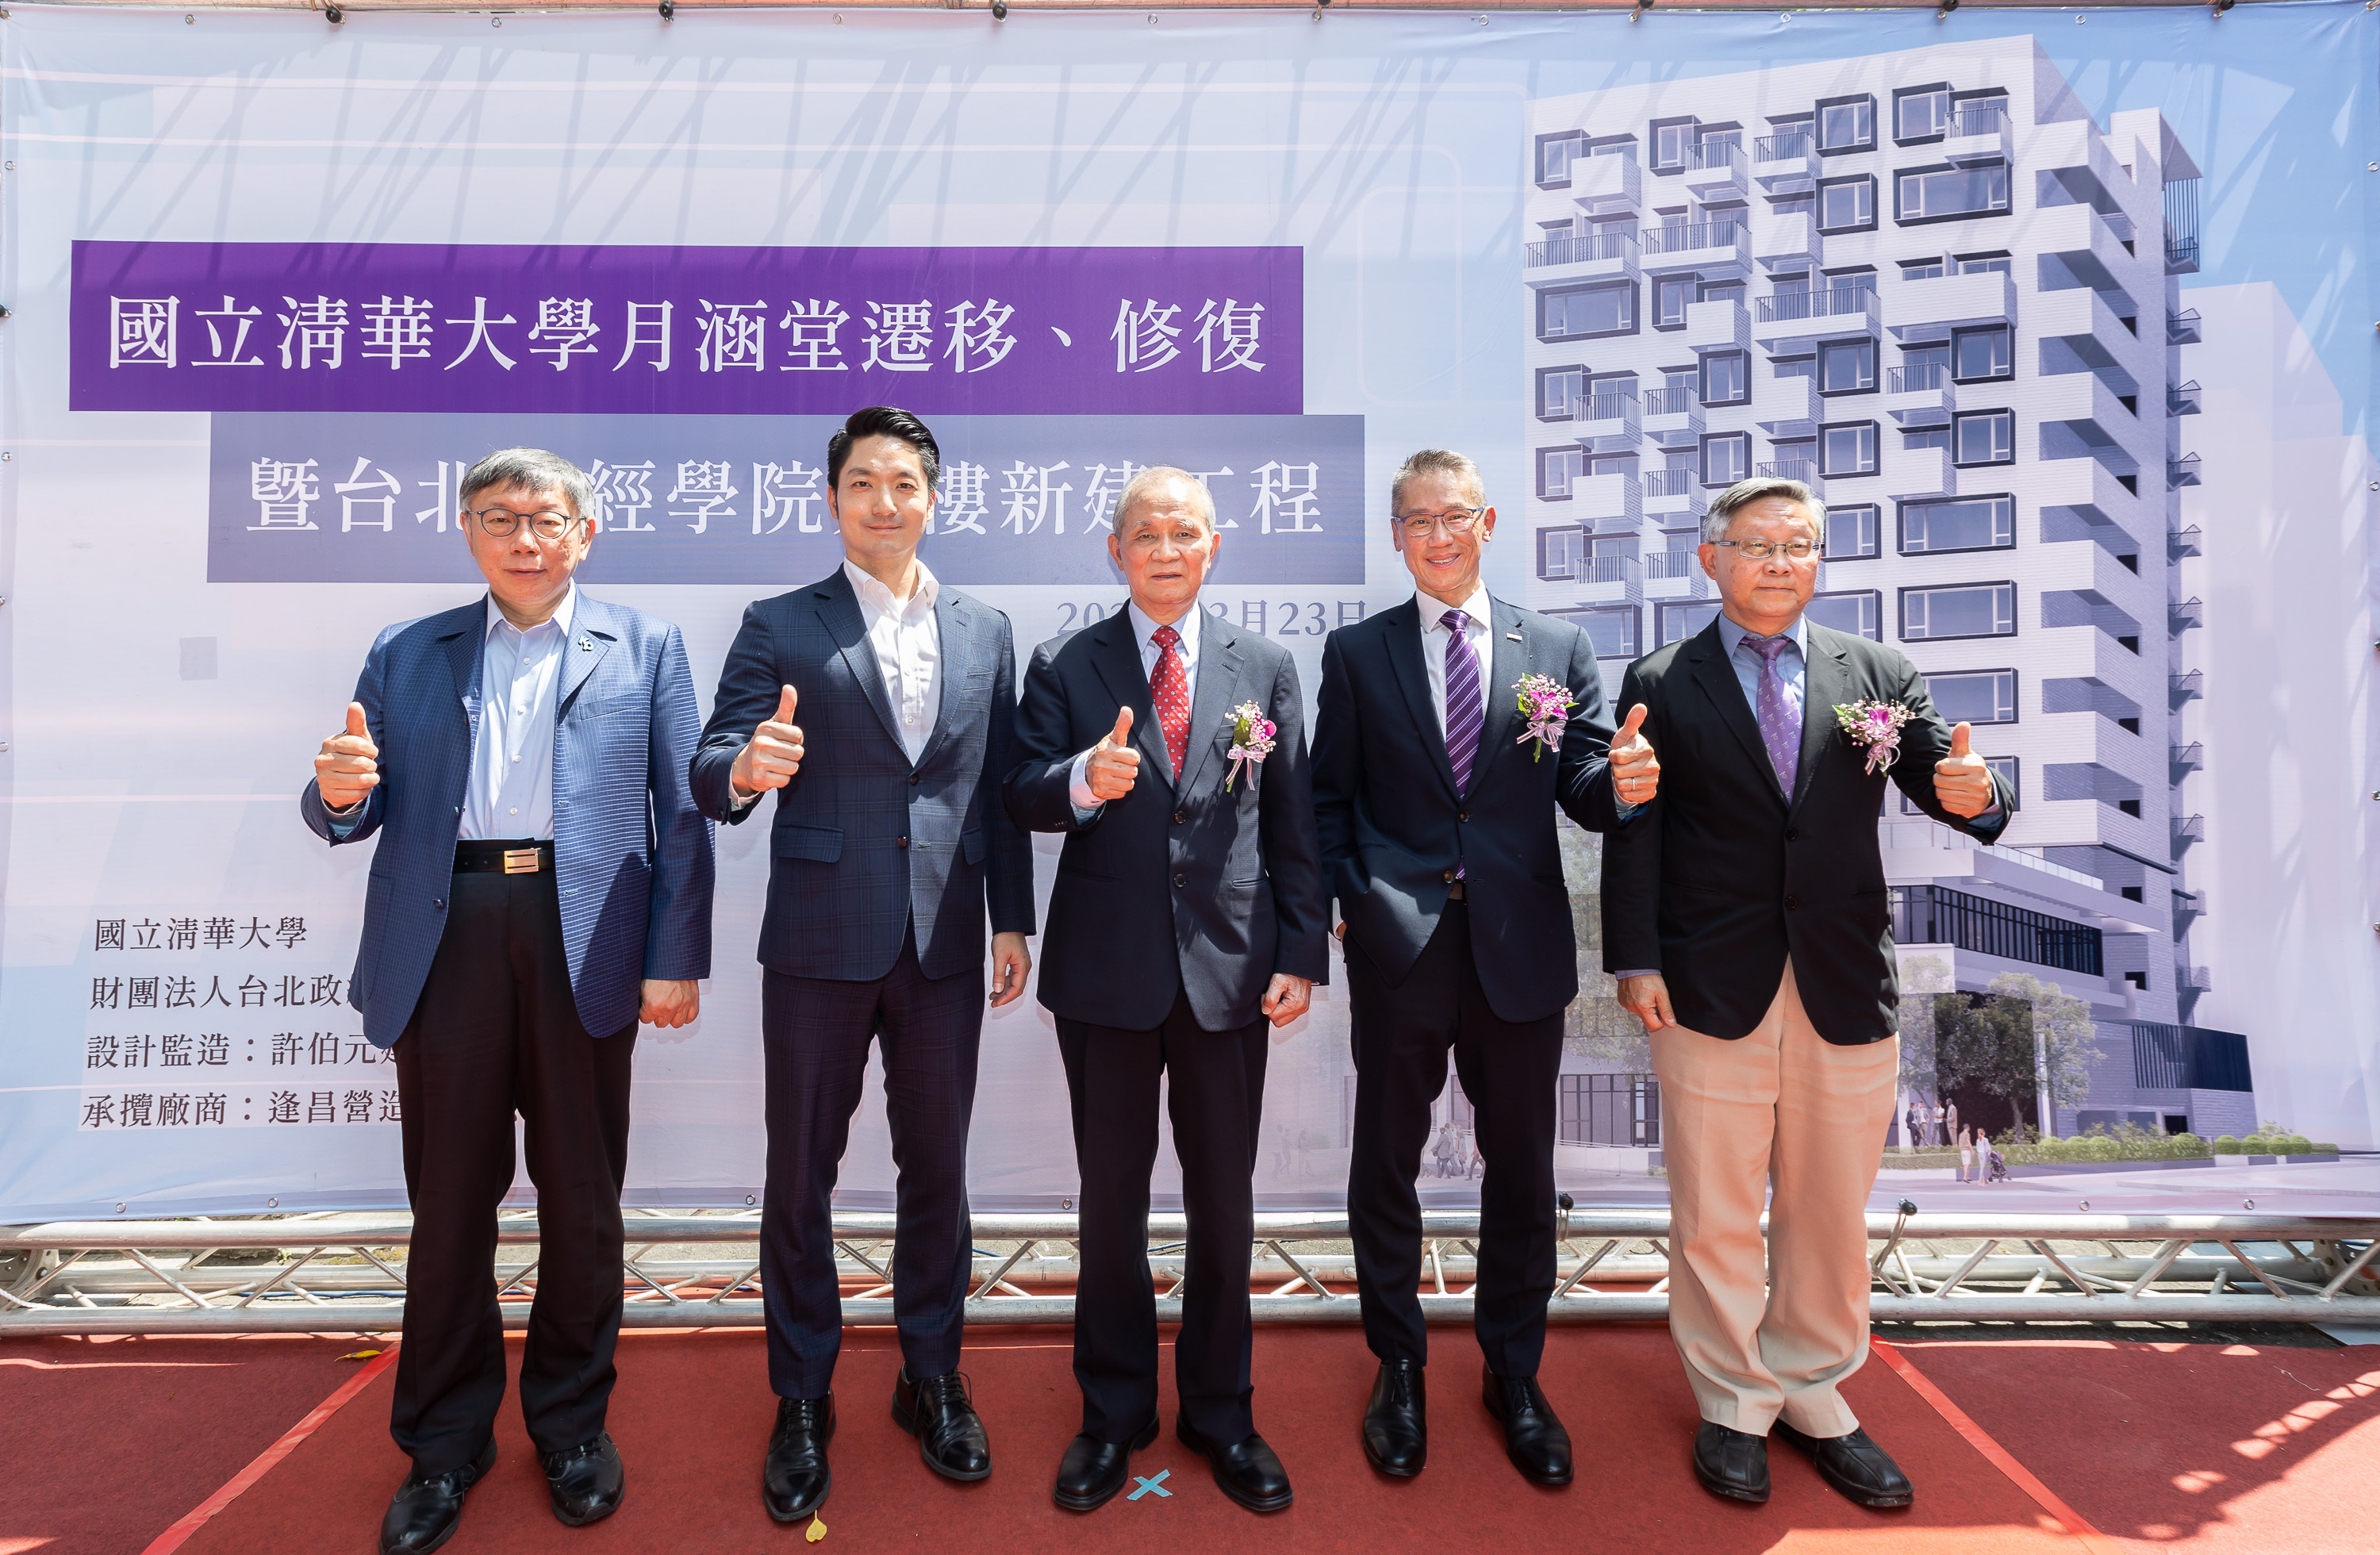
[1712,537,1821,561]
[465,505,585,541]
[1395,506,1486,539]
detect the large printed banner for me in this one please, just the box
[2,4,2374,1221]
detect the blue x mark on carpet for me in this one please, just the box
[1128,1469,1172,1501]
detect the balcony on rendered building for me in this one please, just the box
[1640,547,1713,601]
[1754,284,1879,355]
[1641,385,1705,441]
[1683,140,1749,201]
[1884,361,1955,426]
[1642,220,1750,278]
[1883,269,2017,342]
[1751,130,1816,186]
[1523,229,1640,285]
[1641,466,1707,523]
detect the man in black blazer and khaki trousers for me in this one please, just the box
[1603,476,2013,1511]
[1311,448,1662,1487]
[1006,467,1329,1515]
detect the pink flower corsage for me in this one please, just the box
[1514,674,1576,762]
[1225,701,1276,792]
[1833,699,1913,774]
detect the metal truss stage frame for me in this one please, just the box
[5,1210,2375,1338]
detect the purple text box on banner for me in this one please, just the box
[75,242,1302,417]
[209,413,1365,586]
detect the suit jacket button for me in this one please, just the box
[1173,873,1187,889]
[1457,811,1469,824]
[897,836,909,850]
[1785,895,1799,910]
[432,898,444,909]
[1441,868,1456,884]
[1786,827,1798,842]
[910,774,921,786]
[1174,809,1188,824]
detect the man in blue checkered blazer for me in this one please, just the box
[301,448,714,1555]
[691,407,1035,1524]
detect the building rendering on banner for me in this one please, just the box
[1522,36,2257,1140]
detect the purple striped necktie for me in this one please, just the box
[1441,607,1484,797]
[1743,632,1801,796]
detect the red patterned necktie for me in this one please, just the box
[1150,624,1189,779]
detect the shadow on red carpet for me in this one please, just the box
[1894,1337,2380,1555]
[155,1323,2078,1555]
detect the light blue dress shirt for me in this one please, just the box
[463,588,574,841]
[327,587,575,841]
[1715,611,1807,733]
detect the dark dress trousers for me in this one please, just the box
[692,567,1035,1400]
[1599,619,2014,1042]
[1004,609,1328,1443]
[300,593,715,1475]
[1311,595,1622,1378]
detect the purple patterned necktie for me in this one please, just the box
[1441,609,1483,880]
[1743,632,1800,796]
[1441,605,1484,781]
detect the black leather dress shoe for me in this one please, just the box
[378,1436,496,1555]
[1691,1422,1771,1504]
[1052,1415,1159,1512]
[892,1368,992,1482]
[1772,1421,1914,1508]
[1175,1416,1294,1514]
[1481,1369,1573,1486]
[1361,1360,1428,1478]
[540,1431,624,1527]
[762,1394,835,1523]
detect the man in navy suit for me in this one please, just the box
[1311,448,1660,1488]
[302,448,715,1555]
[692,407,1035,1522]
[1005,469,1328,1516]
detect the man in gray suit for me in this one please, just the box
[692,407,1035,1522]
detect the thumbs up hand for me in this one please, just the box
[314,701,381,812]
[1609,702,1660,807]
[1085,705,1142,803]
[1932,720,1993,819]
[732,684,806,798]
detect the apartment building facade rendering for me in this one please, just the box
[1521,36,2254,1138]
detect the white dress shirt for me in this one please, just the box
[1069,600,1206,813]
[728,559,941,812]
[846,558,942,764]
[463,586,574,841]
[1416,583,1493,742]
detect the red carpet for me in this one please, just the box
[0,1333,377,1555]
[1892,1338,2380,1555]
[167,1324,2071,1555]
[10,1323,2376,1553]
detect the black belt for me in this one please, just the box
[454,839,553,875]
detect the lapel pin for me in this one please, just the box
[1506,632,1524,642]
[578,636,593,651]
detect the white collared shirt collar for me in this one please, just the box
[1127,598,1203,662]
[485,583,577,647]
[1418,582,1492,635]
[843,557,939,625]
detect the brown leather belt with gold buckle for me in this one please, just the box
[1445,878,1466,902]
[454,840,554,875]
